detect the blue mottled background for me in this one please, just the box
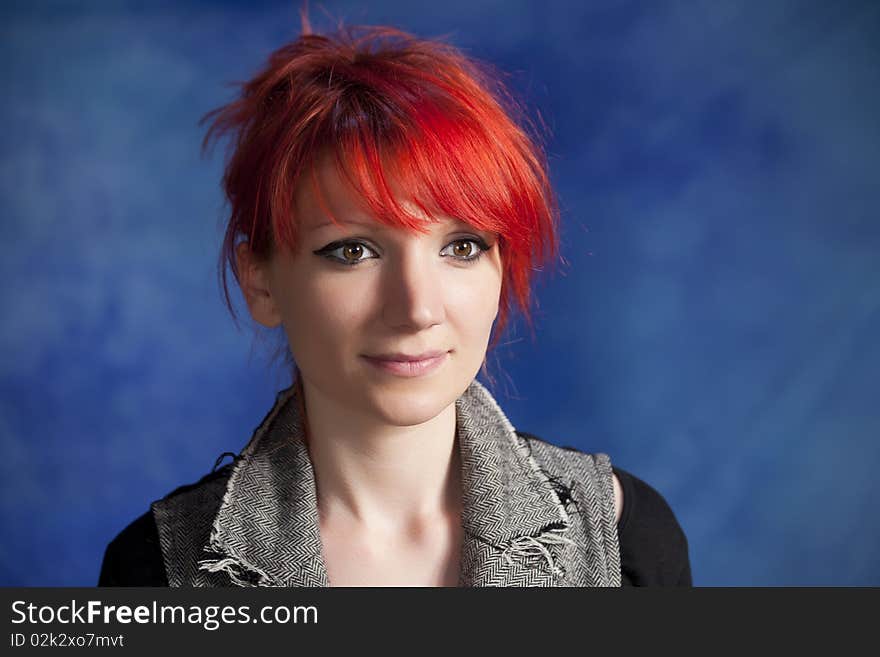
[2,0,878,586]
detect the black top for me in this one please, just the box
[98,465,691,587]
[613,466,692,586]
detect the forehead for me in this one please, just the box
[307,214,475,233]
[296,154,471,233]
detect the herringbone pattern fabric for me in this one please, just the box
[152,379,621,587]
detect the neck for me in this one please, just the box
[300,379,462,534]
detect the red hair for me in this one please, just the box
[202,22,560,351]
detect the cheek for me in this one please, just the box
[448,270,502,340]
[280,275,375,355]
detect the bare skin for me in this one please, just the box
[318,444,465,586]
[613,472,624,525]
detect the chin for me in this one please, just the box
[364,382,460,427]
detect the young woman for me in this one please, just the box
[99,21,691,587]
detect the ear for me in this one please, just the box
[235,242,282,328]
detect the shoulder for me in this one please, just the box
[520,431,625,523]
[515,431,692,587]
[151,463,234,519]
[515,429,619,527]
[98,509,166,586]
[516,430,616,490]
[611,465,692,586]
[98,463,235,587]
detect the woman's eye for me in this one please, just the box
[440,238,489,262]
[315,240,379,266]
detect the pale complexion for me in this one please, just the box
[237,157,622,586]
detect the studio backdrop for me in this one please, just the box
[1,0,878,586]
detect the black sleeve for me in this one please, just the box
[613,466,692,587]
[98,510,169,587]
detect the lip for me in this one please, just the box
[361,351,450,378]
[366,350,448,362]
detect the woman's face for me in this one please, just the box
[246,158,503,427]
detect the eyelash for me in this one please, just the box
[313,237,492,267]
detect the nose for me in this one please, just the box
[381,245,446,331]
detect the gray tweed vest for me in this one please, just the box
[151,379,622,586]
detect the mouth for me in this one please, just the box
[361,351,450,378]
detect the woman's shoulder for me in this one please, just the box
[610,465,692,586]
[98,509,167,586]
[516,431,692,587]
[98,463,236,587]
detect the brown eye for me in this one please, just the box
[313,240,379,266]
[441,237,489,263]
[452,240,474,258]
[343,244,364,262]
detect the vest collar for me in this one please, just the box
[199,379,575,586]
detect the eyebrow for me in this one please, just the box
[308,217,475,232]
[309,218,376,232]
